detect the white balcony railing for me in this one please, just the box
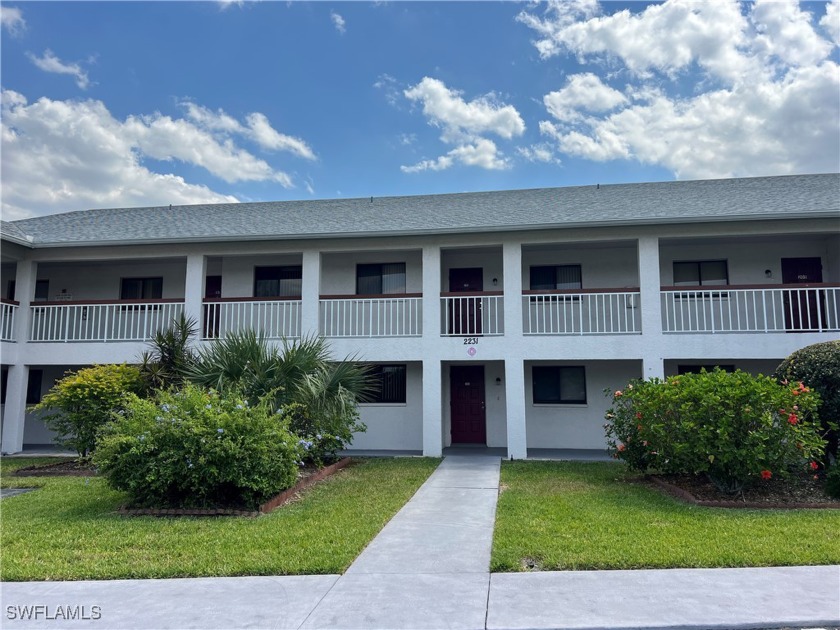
[203,299,301,340]
[661,285,840,333]
[29,300,185,342]
[523,290,642,335]
[440,293,504,336]
[320,295,422,337]
[1,300,18,341]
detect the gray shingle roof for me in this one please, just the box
[4,173,839,248]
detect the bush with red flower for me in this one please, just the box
[604,368,824,494]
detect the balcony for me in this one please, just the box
[202,298,302,340]
[440,293,504,336]
[523,289,642,335]
[29,300,185,342]
[1,300,18,341]
[320,294,422,338]
[661,284,840,333]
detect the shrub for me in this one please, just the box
[32,364,145,459]
[774,340,840,463]
[604,369,824,494]
[188,332,371,457]
[825,464,840,500]
[139,314,197,392]
[94,385,301,509]
[280,402,353,467]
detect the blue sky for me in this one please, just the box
[1,0,838,219]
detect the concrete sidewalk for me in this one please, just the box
[2,455,839,629]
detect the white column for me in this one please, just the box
[421,246,442,456]
[422,359,443,457]
[421,245,441,340]
[2,261,37,454]
[183,254,206,334]
[301,250,321,338]
[504,358,527,460]
[502,241,523,337]
[638,236,665,379]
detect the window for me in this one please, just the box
[673,260,728,286]
[6,280,15,301]
[368,365,407,403]
[532,366,586,404]
[254,266,302,298]
[34,279,49,301]
[26,369,43,405]
[120,277,163,300]
[677,364,735,375]
[530,265,582,291]
[0,368,7,404]
[356,263,406,295]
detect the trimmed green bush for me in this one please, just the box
[825,464,840,500]
[604,369,824,494]
[94,385,301,509]
[33,364,145,458]
[774,340,840,462]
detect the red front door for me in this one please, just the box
[781,257,824,331]
[448,268,483,335]
[450,365,486,444]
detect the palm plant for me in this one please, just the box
[139,314,198,391]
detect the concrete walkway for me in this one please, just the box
[2,455,839,629]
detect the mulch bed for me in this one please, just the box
[118,457,353,517]
[13,459,97,477]
[648,473,840,509]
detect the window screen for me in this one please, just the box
[532,366,586,404]
[368,365,407,403]
[254,266,302,298]
[120,277,163,300]
[530,265,582,291]
[673,261,728,286]
[357,263,406,295]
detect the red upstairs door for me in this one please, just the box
[448,268,483,335]
[781,257,824,331]
[450,365,486,444]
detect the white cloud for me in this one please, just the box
[183,102,316,160]
[401,77,525,173]
[521,0,840,179]
[330,11,346,34]
[822,0,840,45]
[374,73,402,107]
[517,143,561,165]
[543,73,627,122]
[0,91,314,219]
[27,50,91,90]
[1,6,25,36]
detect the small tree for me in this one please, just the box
[139,314,197,392]
[604,369,824,494]
[32,364,145,459]
[775,340,840,463]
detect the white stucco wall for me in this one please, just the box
[521,243,638,289]
[35,260,187,300]
[525,360,641,450]
[350,362,423,451]
[659,237,839,285]
[218,254,302,298]
[320,250,423,295]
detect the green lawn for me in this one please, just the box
[492,460,840,572]
[0,456,439,581]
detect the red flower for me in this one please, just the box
[810,461,820,471]
[792,390,800,396]
[788,413,798,425]
[760,470,772,480]
[614,390,623,397]
[637,424,643,431]
[617,444,626,452]
[635,412,643,420]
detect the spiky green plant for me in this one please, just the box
[139,314,198,391]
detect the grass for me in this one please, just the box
[0,456,439,581]
[492,460,840,572]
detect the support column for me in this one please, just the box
[301,250,321,338]
[502,241,523,337]
[638,236,665,379]
[183,254,206,334]
[421,246,442,456]
[2,261,37,454]
[421,245,441,340]
[422,360,443,457]
[504,358,527,460]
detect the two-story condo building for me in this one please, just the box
[1,173,838,458]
